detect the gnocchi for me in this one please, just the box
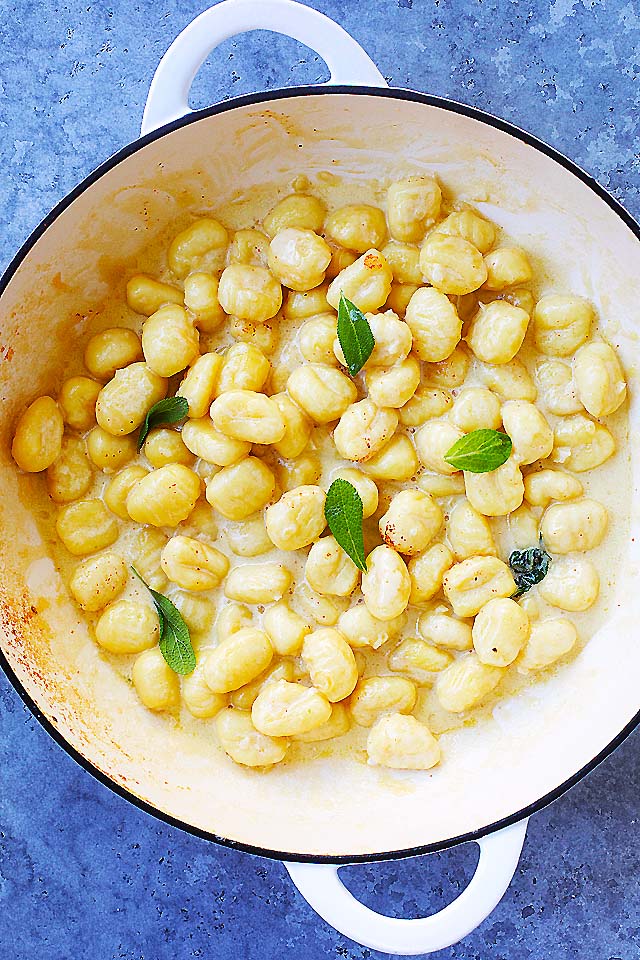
[96,600,159,654]
[386,176,441,242]
[573,341,627,417]
[388,637,453,679]
[69,552,128,611]
[252,680,332,737]
[204,627,273,693]
[12,396,64,472]
[379,489,443,556]
[367,714,440,770]
[417,606,473,652]
[305,536,360,597]
[518,619,578,671]
[132,648,180,711]
[267,228,331,291]
[362,545,411,621]
[420,234,487,295]
[436,654,504,712]
[533,295,593,356]
[215,708,288,767]
[333,399,398,462]
[540,499,608,554]
[500,401,553,465]
[464,456,524,517]
[126,464,201,527]
[472,597,529,666]
[15,173,626,778]
[47,436,93,502]
[301,628,359,702]
[350,676,417,727]
[443,556,516,617]
[326,249,393,313]
[466,301,529,365]
[160,535,229,590]
[102,464,149,520]
[324,204,387,253]
[405,287,462,362]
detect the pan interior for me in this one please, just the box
[1,91,639,859]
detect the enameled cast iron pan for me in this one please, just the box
[1,1,639,952]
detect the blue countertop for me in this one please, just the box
[1,1,639,957]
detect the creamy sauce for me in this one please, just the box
[22,173,632,770]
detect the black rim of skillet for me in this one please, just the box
[2,85,640,866]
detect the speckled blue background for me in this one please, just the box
[1,1,639,957]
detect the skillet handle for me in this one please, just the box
[141,0,387,135]
[285,818,528,956]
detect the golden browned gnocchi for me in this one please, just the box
[13,172,626,776]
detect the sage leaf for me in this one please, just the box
[509,538,551,598]
[137,396,189,451]
[337,292,375,376]
[324,478,367,573]
[131,567,196,675]
[444,429,512,473]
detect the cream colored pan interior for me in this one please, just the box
[1,91,639,859]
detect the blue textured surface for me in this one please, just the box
[1,1,639,957]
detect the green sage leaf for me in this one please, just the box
[509,538,551,598]
[131,567,196,675]
[337,292,375,376]
[137,396,189,451]
[324,478,367,573]
[444,429,512,473]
